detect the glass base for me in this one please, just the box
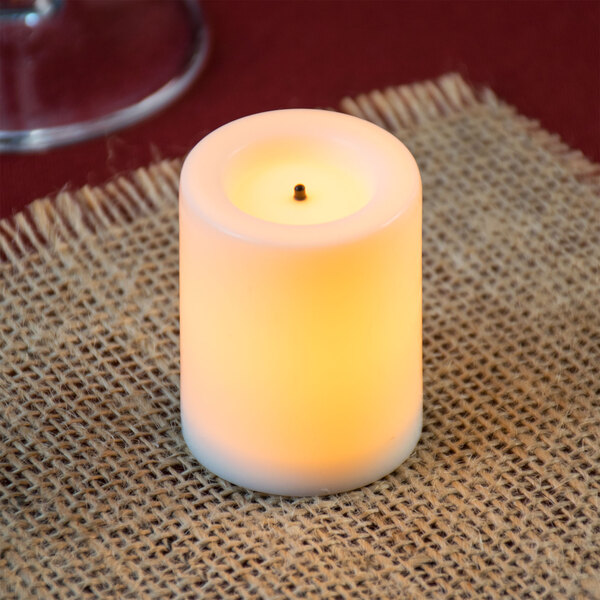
[0,0,209,152]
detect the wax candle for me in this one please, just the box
[179,109,422,496]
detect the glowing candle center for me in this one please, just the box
[225,138,372,225]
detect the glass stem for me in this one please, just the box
[0,0,62,25]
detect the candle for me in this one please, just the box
[179,109,422,496]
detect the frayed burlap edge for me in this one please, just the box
[1,72,598,265]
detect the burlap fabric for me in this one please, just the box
[1,74,599,599]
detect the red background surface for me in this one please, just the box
[1,0,599,220]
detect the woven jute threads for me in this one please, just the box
[1,74,599,599]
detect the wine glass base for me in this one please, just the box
[0,0,209,152]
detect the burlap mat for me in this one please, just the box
[1,74,599,599]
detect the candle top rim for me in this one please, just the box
[180,108,421,248]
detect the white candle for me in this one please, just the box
[179,109,422,496]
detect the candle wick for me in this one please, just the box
[294,184,306,201]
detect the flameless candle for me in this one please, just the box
[179,109,422,496]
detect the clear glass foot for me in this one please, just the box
[0,0,209,152]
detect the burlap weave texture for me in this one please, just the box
[1,74,599,599]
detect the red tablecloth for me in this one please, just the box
[1,0,598,219]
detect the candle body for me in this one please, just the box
[180,109,422,496]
